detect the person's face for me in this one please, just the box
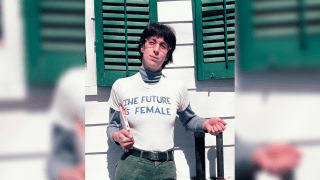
[140,36,170,72]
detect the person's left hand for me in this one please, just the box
[203,117,227,136]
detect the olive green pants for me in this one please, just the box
[115,152,176,180]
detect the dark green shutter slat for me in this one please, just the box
[103,35,140,41]
[204,56,235,63]
[104,21,148,26]
[104,43,125,48]
[104,65,141,71]
[202,4,234,11]
[128,66,141,71]
[104,50,126,55]
[203,27,235,34]
[104,58,141,63]
[41,29,85,38]
[307,25,320,35]
[104,13,150,20]
[203,19,235,26]
[202,13,235,21]
[103,28,125,33]
[127,29,144,34]
[204,41,235,48]
[104,58,126,63]
[103,6,124,11]
[42,43,85,53]
[202,0,234,4]
[127,0,149,4]
[204,48,235,56]
[104,35,125,41]
[104,43,137,48]
[103,0,124,3]
[127,21,149,26]
[202,5,223,11]
[128,59,141,63]
[103,28,144,35]
[103,13,125,18]
[126,6,148,12]
[127,14,149,19]
[104,51,139,56]
[40,1,85,10]
[40,15,85,25]
[204,34,235,41]
[105,65,127,71]
[252,1,298,11]
[103,21,125,26]
[128,36,140,41]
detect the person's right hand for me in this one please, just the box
[113,129,135,150]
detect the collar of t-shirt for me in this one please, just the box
[139,67,162,84]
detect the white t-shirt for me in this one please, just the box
[108,73,190,151]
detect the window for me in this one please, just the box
[24,0,85,84]
[95,0,157,87]
[193,0,235,80]
[239,0,320,71]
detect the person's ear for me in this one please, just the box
[140,44,145,53]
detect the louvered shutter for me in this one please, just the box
[95,0,157,87]
[239,0,320,71]
[194,0,235,80]
[25,0,85,84]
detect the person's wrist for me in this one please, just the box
[203,120,208,131]
[113,131,119,143]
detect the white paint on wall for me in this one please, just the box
[0,0,26,100]
[163,23,194,45]
[236,92,320,143]
[158,1,193,22]
[85,0,97,87]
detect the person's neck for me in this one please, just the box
[139,66,162,84]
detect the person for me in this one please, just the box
[107,23,227,180]
[46,67,85,180]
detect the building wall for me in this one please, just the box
[85,0,235,179]
[235,68,320,179]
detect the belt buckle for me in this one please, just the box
[149,151,159,161]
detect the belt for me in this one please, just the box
[128,148,174,162]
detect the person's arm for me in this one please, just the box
[47,124,84,180]
[177,104,207,132]
[178,104,227,135]
[106,107,121,145]
[107,107,134,150]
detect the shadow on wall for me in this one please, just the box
[173,116,196,178]
[106,139,123,180]
[208,147,217,178]
[237,67,320,94]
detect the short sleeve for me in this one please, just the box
[107,80,122,111]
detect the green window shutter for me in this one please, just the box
[193,0,235,80]
[239,0,320,71]
[24,0,85,84]
[95,0,158,87]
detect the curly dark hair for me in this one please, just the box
[138,23,176,69]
